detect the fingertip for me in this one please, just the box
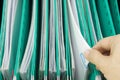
[84,49,91,58]
[84,49,103,65]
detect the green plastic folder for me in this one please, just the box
[12,0,23,80]
[38,0,49,79]
[55,0,60,79]
[96,0,116,37]
[82,0,101,80]
[76,0,91,46]
[0,0,7,68]
[89,0,103,41]
[118,0,120,12]
[57,0,67,79]
[67,1,76,80]
[63,0,73,79]
[108,0,120,34]
[13,0,32,79]
[1,0,15,78]
[0,0,3,28]
[38,0,46,79]
[10,1,23,73]
[30,0,39,79]
[0,0,7,79]
[83,0,97,46]
[44,0,49,79]
[11,0,23,79]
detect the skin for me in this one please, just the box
[84,34,120,80]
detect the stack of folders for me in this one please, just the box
[0,0,120,80]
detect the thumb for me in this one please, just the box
[84,49,108,69]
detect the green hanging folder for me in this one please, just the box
[57,0,67,79]
[38,0,49,79]
[10,1,23,73]
[55,0,60,79]
[76,0,100,79]
[96,0,116,37]
[89,0,103,41]
[1,1,13,79]
[0,0,3,28]
[1,0,24,79]
[38,0,45,79]
[19,18,34,79]
[13,0,32,79]
[18,0,36,79]
[44,0,49,79]
[0,0,7,69]
[76,0,91,46]
[63,0,73,79]
[83,0,97,46]
[67,1,77,80]
[118,0,120,12]
[0,0,7,79]
[88,0,104,80]
[19,24,34,80]
[30,0,39,79]
[82,0,102,80]
[55,0,63,79]
[67,1,90,79]
[108,0,120,34]
[12,0,23,80]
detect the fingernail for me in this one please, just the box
[84,49,90,57]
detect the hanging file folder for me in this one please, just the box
[96,0,116,37]
[38,0,45,79]
[57,0,67,80]
[63,0,74,79]
[39,0,49,79]
[0,0,7,79]
[82,0,102,80]
[19,0,34,79]
[1,0,22,79]
[12,0,23,80]
[67,0,90,79]
[76,0,91,46]
[89,0,103,41]
[0,0,3,27]
[13,0,32,79]
[109,0,120,34]
[30,0,40,79]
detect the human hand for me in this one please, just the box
[84,35,120,80]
